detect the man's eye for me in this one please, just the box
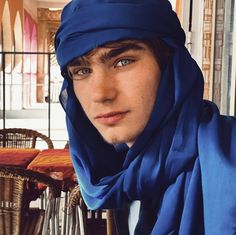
[70,67,92,79]
[115,59,134,67]
[76,68,91,75]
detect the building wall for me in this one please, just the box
[202,0,215,100]
[37,8,61,102]
[177,0,235,114]
[201,0,235,114]
[220,0,236,115]
[0,0,39,109]
[23,0,37,21]
[0,0,37,53]
[0,0,23,32]
[212,0,224,108]
[176,0,212,99]
[0,0,23,53]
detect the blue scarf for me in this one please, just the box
[55,1,236,234]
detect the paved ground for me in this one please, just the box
[0,103,68,148]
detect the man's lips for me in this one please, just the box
[95,111,129,125]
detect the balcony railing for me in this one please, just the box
[0,51,67,148]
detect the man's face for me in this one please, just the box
[67,40,161,147]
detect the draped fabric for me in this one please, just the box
[27,149,77,183]
[55,0,236,234]
[0,148,40,168]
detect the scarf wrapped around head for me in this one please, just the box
[55,0,236,234]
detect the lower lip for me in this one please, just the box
[96,112,128,125]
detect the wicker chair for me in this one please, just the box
[0,166,60,235]
[68,185,117,235]
[0,128,54,149]
[64,141,69,149]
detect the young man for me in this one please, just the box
[55,0,236,234]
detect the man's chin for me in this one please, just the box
[103,137,124,145]
[102,134,135,146]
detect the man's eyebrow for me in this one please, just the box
[68,57,89,68]
[67,43,145,68]
[100,43,145,63]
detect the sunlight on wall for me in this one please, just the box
[14,11,23,72]
[2,1,12,72]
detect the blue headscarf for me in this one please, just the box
[55,0,236,234]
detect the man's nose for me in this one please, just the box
[91,70,118,103]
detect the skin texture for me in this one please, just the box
[68,40,161,147]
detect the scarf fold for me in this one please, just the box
[55,0,236,234]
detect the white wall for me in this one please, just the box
[37,0,68,9]
[190,0,204,69]
[23,0,69,20]
[169,0,176,10]
[179,0,204,69]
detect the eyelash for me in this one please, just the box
[70,58,135,80]
[115,58,135,67]
[70,68,91,80]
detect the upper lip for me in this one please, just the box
[95,111,129,119]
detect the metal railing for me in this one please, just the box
[0,51,65,144]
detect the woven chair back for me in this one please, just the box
[69,186,117,235]
[0,176,25,235]
[0,128,54,149]
[0,167,60,235]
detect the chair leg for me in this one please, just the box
[78,205,86,235]
[42,196,60,235]
[55,197,61,235]
[42,197,53,235]
[67,205,71,235]
[50,198,56,235]
[69,206,76,235]
[75,207,81,235]
[40,193,45,209]
[62,191,68,235]
[106,210,116,235]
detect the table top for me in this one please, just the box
[0,148,40,168]
[27,149,77,190]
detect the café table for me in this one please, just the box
[27,148,78,235]
[0,147,40,168]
